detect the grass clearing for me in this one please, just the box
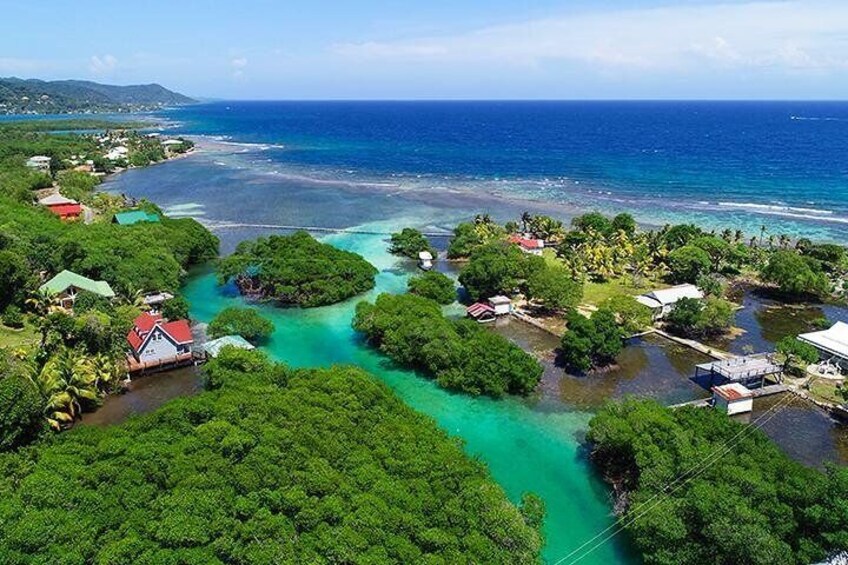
[0,322,38,350]
[582,277,660,307]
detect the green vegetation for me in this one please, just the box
[207,307,275,344]
[762,250,831,300]
[601,295,653,334]
[525,264,583,312]
[447,215,505,259]
[559,308,624,372]
[666,297,735,338]
[0,120,217,439]
[587,399,848,565]
[407,271,456,304]
[353,293,542,397]
[0,348,543,562]
[388,227,436,259]
[775,336,820,376]
[458,242,542,301]
[217,231,378,307]
[667,245,712,284]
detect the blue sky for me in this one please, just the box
[3,0,847,99]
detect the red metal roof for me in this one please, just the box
[467,302,496,318]
[47,203,82,217]
[127,329,144,352]
[133,312,162,333]
[162,320,193,344]
[508,234,544,250]
[712,384,753,401]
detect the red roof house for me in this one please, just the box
[46,203,82,220]
[508,234,545,255]
[127,312,193,372]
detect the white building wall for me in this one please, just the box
[138,329,180,362]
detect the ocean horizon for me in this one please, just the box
[147,100,848,242]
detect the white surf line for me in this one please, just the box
[201,220,451,238]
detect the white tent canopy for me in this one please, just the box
[799,322,848,361]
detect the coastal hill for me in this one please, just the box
[0,77,195,114]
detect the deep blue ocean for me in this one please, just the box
[156,100,848,242]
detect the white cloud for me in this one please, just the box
[331,1,848,74]
[231,56,248,77]
[89,54,118,74]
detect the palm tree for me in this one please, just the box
[778,234,790,249]
[26,289,57,350]
[759,224,767,245]
[92,353,126,394]
[720,229,732,242]
[734,230,744,244]
[521,211,533,233]
[36,350,99,429]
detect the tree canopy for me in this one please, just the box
[0,348,543,563]
[207,307,275,344]
[762,251,831,300]
[217,232,378,307]
[560,308,624,372]
[587,398,848,565]
[407,271,456,305]
[666,297,735,338]
[353,293,542,397]
[458,242,542,301]
[388,228,436,259]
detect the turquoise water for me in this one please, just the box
[183,229,629,564]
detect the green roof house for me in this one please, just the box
[39,270,116,310]
[113,210,161,226]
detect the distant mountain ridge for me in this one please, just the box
[0,77,196,114]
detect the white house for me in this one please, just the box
[712,383,754,415]
[26,155,51,173]
[418,250,433,270]
[105,146,129,161]
[127,312,193,372]
[488,295,512,316]
[636,284,704,320]
[799,322,848,371]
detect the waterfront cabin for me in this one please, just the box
[104,146,129,161]
[488,295,512,316]
[418,250,434,270]
[126,312,194,373]
[799,322,848,372]
[712,383,754,415]
[467,302,497,323]
[38,193,83,221]
[508,234,545,256]
[113,210,161,226]
[39,270,115,310]
[202,335,255,358]
[636,284,704,320]
[26,155,51,173]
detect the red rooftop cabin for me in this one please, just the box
[126,312,194,373]
[47,203,82,220]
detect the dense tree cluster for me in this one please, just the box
[388,228,436,259]
[458,242,543,301]
[208,306,275,344]
[353,293,542,397]
[587,399,848,565]
[762,250,831,300]
[665,297,736,338]
[446,215,506,259]
[559,308,624,372]
[525,264,583,312]
[775,336,820,376]
[218,232,378,307]
[0,348,544,563]
[407,271,456,304]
